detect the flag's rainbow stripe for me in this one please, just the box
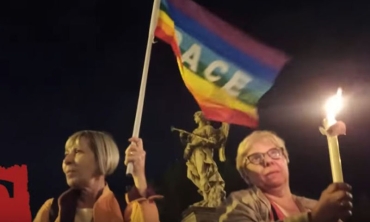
[155,0,289,127]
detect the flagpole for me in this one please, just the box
[126,0,161,175]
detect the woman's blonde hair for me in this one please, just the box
[236,130,289,184]
[65,130,120,176]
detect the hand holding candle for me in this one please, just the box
[319,88,346,182]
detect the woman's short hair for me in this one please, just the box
[65,130,120,176]
[236,130,289,184]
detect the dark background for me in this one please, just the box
[1,0,370,221]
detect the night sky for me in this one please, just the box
[1,0,370,220]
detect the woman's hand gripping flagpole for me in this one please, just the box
[126,0,161,176]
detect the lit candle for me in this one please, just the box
[320,88,345,183]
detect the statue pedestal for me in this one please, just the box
[181,207,218,222]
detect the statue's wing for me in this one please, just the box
[221,122,230,138]
[218,122,230,162]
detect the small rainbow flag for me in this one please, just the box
[155,0,289,127]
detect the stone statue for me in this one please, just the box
[171,111,229,208]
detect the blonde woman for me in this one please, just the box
[218,130,352,222]
[34,130,161,222]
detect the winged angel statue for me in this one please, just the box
[171,111,230,208]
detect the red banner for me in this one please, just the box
[0,165,31,221]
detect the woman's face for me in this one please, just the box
[62,137,99,188]
[244,138,289,190]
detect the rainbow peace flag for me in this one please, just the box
[155,0,289,127]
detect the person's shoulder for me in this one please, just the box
[41,198,54,209]
[227,187,260,204]
[33,198,54,222]
[228,187,256,196]
[217,187,262,222]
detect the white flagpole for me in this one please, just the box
[126,0,162,175]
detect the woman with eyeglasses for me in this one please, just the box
[218,130,353,222]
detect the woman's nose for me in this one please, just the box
[262,154,274,166]
[63,153,74,164]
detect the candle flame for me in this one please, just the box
[325,88,343,127]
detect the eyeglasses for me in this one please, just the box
[245,148,283,165]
